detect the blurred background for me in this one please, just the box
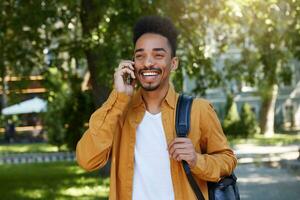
[0,0,299,199]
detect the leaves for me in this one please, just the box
[1,0,299,139]
[222,0,298,88]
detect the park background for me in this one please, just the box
[0,0,299,199]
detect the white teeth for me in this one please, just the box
[142,72,158,76]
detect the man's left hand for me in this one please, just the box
[168,138,197,168]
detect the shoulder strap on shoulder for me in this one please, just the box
[175,94,205,200]
[175,94,194,137]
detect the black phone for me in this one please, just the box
[125,73,133,85]
[125,59,135,85]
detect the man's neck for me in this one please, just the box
[141,84,169,114]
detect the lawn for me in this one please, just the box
[0,162,109,200]
[0,133,298,199]
[229,133,300,146]
[0,143,67,154]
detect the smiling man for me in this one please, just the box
[76,16,237,200]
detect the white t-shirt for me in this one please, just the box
[132,111,175,200]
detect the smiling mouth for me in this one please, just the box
[139,67,162,77]
[141,71,160,76]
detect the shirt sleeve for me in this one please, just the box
[76,89,131,171]
[190,99,237,182]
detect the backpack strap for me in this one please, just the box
[175,94,193,137]
[175,94,205,200]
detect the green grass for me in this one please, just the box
[229,133,300,146]
[0,133,298,199]
[0,162,109,200]
[0,143,68,154]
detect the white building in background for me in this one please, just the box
[183,46,300,130]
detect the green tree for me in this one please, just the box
[0,1,47,106]
[222,0,299,136]
[0,0,227,106]
[0,0,82,101]
[3,0,299,142]
[169,0,229,94]
[287,0,300,60]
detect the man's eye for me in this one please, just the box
[155,54,164,58]
[135,55,143,59]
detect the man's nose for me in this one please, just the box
[144,57,154,67]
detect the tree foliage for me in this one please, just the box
[0,1,170,146]
[1,0,300,145]
[218,0,300,136]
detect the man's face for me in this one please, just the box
[133,33,178,91]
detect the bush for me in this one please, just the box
[223,98,240,137]
[43,68,94,151]
[43,68,68,151]
[44,112,66,151]
[239,103,260,138]
[62,78,94,151]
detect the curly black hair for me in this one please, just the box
[133,16,178,57]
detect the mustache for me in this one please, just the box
[138,67,162,74]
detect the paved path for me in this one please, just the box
[235,164,300,200]
[233,144,299,164]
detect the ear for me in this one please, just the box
[171,57,179,71]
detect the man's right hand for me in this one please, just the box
[114,60,136,96]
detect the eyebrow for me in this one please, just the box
[153,48,167,52]
[134,48,167,54]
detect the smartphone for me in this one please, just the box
[125,59,135,85]
[125,73,133,85]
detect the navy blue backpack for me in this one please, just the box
[175,94,240,200]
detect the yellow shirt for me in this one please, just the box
[76,85,237,200]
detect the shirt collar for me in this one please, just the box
[131,83,177,109]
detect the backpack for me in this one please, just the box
[175,94,240,200]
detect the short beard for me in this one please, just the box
[138,66,162,91]
[141,83,160,91]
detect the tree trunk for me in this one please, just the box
[79,0,112,176]
[85,51,110,107]
[259,84,278,137]
[80,0,110,108]
[0,68,7,110]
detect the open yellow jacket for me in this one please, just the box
[76,85,237,200]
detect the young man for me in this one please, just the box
[76,16,237,200]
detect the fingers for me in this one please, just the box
[168,138,197,167]
[119,67,136,79]
[169,145,194,159]
[168,138,193,150]
[115,60,136,79]
[174,154,193,162]
[117,60,135,71]
[114,60,136,95]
